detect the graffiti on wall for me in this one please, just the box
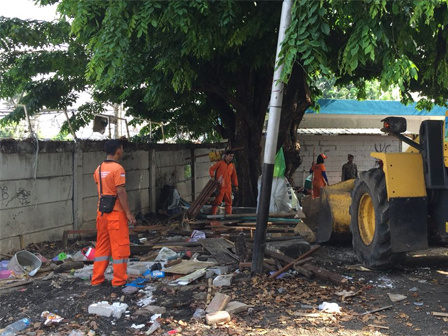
[1,186,32,206]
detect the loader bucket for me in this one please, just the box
[316,180,355,243]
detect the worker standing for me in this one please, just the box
[341,154,358,181]
[91,140,136,287]
[209,150,239,215]
[310,154,329,199]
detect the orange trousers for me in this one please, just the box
[211,188,232,215]
[312,180,325,199]
[92,211,130,286]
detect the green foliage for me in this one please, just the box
[316,76,400,101]
[281,0,448,109]
[0,16,88,126]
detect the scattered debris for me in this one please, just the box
[206,293,230,314]
[169,268,207,286]
[225,301,250,315]
[345,264,372,272]
[213,274,233,287]
[318,302,341,313]
[88,302,128,319]
[387,293,407,303]
[41,311,63,326]
[205,311,231,325]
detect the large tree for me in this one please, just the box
[1,0,447,206]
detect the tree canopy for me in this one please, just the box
[1,0,447,205]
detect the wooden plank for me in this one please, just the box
[0,280,32,290]
[199,238,238,264]
[62,226,167,247]
[162,260,216,275]
[264,249,294,263]
[187,180,219,219]
[269,246,320,279]
[303,264,348,286]
[207,212,298,219]
[293,264,313,277]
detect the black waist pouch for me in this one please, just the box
[99,195,117,214]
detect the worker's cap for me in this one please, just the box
[321,154,328,159]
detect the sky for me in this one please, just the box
[1,0,58,21]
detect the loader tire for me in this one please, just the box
[350,168,405,269]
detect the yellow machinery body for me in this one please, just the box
[316,179,354,242]
[316,151,433,243]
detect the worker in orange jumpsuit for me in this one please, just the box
[209,150,239,215]
[91,140,136,287]
[310,154,329,199]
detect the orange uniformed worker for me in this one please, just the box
[91,140,136,287]
[310,154,329,199]
[209,150,239,215]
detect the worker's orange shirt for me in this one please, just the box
[94,160,126,212]
[311,163,326,184]
[209,160,238,190]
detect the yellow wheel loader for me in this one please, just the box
[315,117,448,269]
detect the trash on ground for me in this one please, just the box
[387,293,407,303]
[88,301,128,319]
[345,264,372,272]
[146,321,161,335]
[131,324,145,329]
[213,274,233,287]
[189,230,206,242]
[41,311,63,325]
[335,290,358,301]
[318,302,341,313]
[155,247,178,261]
[169,268,207,286]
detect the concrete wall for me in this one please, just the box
[0,140,222,254]
[292,134,401,186]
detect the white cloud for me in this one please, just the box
[1,0,58,21]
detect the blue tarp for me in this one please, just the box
[306,99,447,116]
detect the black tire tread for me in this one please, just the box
[350,168,405,269]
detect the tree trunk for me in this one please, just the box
[278,63,312,185]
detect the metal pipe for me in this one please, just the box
[252,0,293,274]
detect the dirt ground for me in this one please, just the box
[2,242,448,336]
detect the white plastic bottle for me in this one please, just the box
[0,318,31,336]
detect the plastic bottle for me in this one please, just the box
[150,270,165,278]
[0,318,31,336]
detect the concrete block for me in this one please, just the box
[225,301,249,315]
[205,311,231,325]
[266,239,310,259]
[213,274,233,287]
[206,293,230,314]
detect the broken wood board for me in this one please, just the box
[269,246,320,279]
[162,259,216,275]
[199,238,238,264]
[207,212,298,219]
[302,264,348,286]
[0,280,32,291]
[169,268,207,286]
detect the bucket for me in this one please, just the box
[8,250,42,276]
[82,247,96,260]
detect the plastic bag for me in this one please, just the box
[257,177,292,213]
[155,247,178,261]
[273,148,286,177]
